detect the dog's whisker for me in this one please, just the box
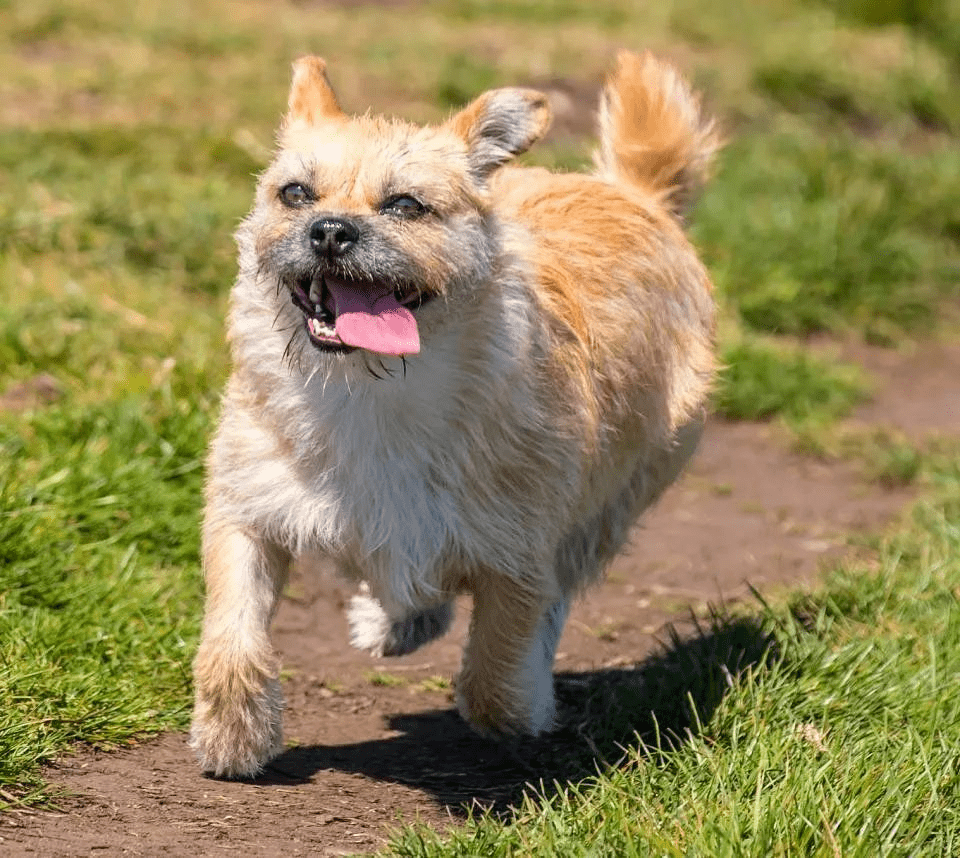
[282,330,298,368]
[365,360,383,380]
[304,363,321,388]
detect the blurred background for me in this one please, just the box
[2,0,958,405]
[2,0,959,418]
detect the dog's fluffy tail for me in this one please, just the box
[595,51,719,217]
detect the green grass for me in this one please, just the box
[0,0,958,840]
[0,127,255,298]
[438,0,632,27]
[385,452,960,856]
[367,671,407,688]
[819,0,960,65]
[0,395,209,801]
[714,339,867,424]
[695,130,960,344]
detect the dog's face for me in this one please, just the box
[241,57,551,360]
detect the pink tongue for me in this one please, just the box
[325,279,420,356]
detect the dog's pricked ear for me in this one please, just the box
[448,88,552,181]
[286,56,345,126]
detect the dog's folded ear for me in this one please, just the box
[448,88,552,181]
[285,56,345,126]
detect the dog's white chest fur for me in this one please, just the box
[212,293,567,613]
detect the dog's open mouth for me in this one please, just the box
[291,274,430,356]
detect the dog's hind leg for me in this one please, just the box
[190,518,290,779]
[348,585,454,657]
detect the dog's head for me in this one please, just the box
[241,56,551,360]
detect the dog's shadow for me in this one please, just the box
[259,612,775,815]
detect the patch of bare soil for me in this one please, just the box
[534,78,603,145]
[0,374,63,413]
[3,341,958,857]
[842,340,960,440]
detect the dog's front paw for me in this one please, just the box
[454,664,557,740]
[189,676,283,779]
[348,588,453,657]
[456,595,567,739]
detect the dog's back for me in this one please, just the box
[491,52,717,533]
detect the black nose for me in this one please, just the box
[309,217,360,257]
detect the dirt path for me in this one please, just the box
[3,341,959,857]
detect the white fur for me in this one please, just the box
[189,528,287,778]
[210,250,573,614]
[517,599,570,733]
[347,585,453,657]
[347,588,393,654]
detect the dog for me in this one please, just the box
[190,51,718,778]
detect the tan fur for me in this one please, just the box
[286,56,344,127]
[595,50,720,216]
[191,52,718,778]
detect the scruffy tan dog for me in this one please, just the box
[190,51,718,778]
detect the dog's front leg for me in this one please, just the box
[190,517,290,778]
[456,573,569,738]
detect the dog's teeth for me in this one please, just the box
[308,317,336,339]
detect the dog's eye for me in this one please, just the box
[381,195,426,218]
[279,183,313,207]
